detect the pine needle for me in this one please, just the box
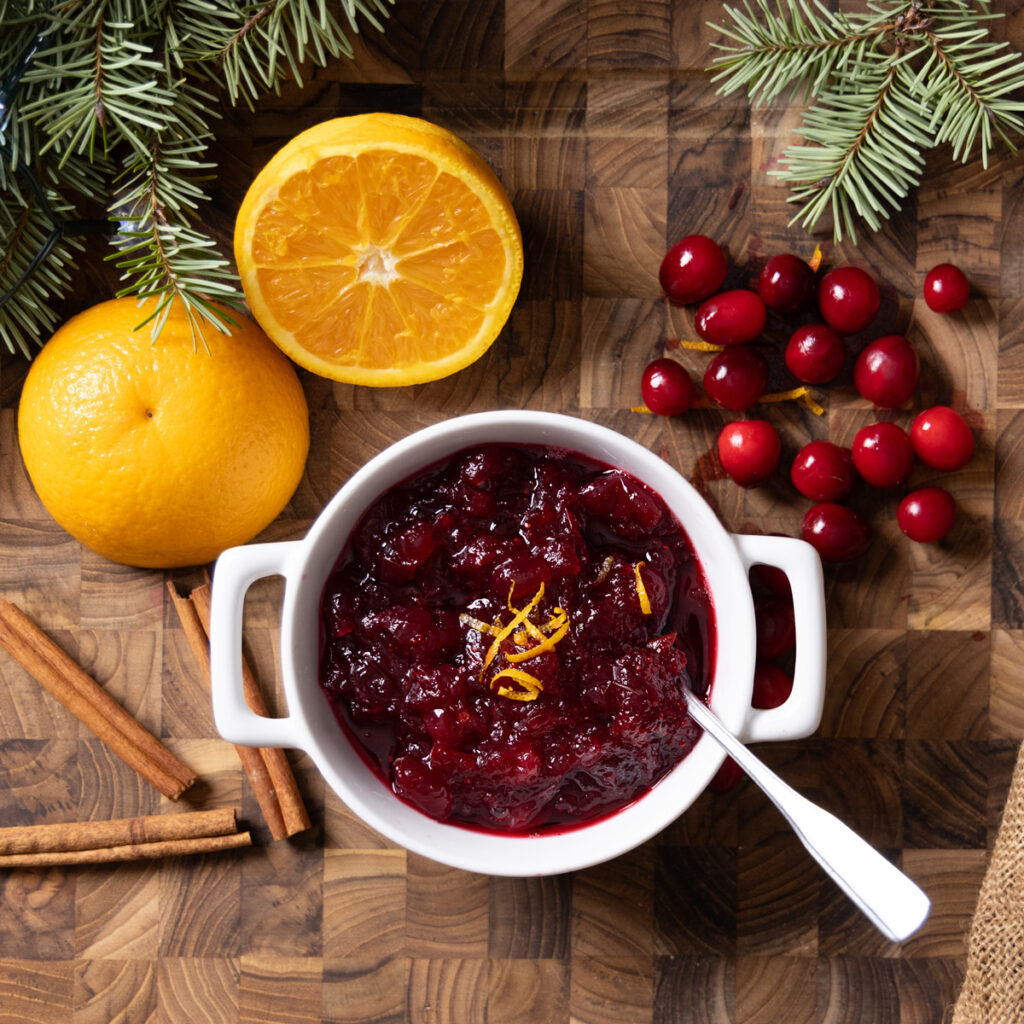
[0,0,394,355]
[708,0,1024,242]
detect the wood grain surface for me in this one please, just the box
[2,1,1022,1020]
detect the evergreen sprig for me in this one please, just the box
[710,0,1024,242]
[0,0,393,356]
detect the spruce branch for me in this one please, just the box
[709,0,1024,242]
[0,0,394,356]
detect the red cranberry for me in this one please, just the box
[853,334,920,409]
[703,347,769,411]
[709,756,743,793]
[818,266,880,334]
[897,487,957,543]
[910,406,975,471]
[851,422,915,488]
[717,420,781,487]
[754,594,796,659]
[758,253,816,314]
[923,263,970,313]
[660,235,728,304]
[751,562,791,596]
[641,358,695,416]
[752,662,794,710]
[785,323,846,384]
[801,503,873,562]
[790,440,856,502]
[695,290,767,346]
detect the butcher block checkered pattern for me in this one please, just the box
[2,1,1023,1020]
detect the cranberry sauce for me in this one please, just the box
[318,444,716,833]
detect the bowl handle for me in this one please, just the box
[731,534,827,743]
[209,540,306,750]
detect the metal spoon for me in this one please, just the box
[684,690,930,942]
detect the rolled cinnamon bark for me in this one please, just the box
[0,808,238,855]
[0,830,252,867]
[0,598,197,799]
[169,583,310,839]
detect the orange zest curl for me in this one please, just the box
[491,667,544,701]
[676,338,725,352]
[760,385,825,416]
[461,583,572,702]
[633,561,652,615]
[809,243,824,272]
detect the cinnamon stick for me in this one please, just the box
[0,830,252,868]
[0,808,238,856]
[169,583,310,839]
[0,598,197,799]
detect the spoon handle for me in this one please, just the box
[685,691,930,942]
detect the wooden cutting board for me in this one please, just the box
[2,1,1022,1021]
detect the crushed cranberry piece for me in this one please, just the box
[319,444,716,833]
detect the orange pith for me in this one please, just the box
[235,114,524,386]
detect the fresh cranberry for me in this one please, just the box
[695,290,767,346]
[897,487,957,543]
[754,594,796,659]
[641,358,695,416]
[717,420,781,487]
[923,263,970,313]
[785,323,846,384]
[752,662,794,710]
[703,347,769,411]
[751,562,791,596]
[709,756,743,793]
[801,503,873,562]
[853,334,919,409]
[851,422,915,488]
[818,266,880,334]
[758,253,816,314]
[660,235,728,304]
[790,440,856,501]
[910,406,975,471]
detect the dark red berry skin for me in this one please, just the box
[851,422,915,488]
[695,290,767,346]
[709,756,744,793]
[801,503,873,562]
[752,662,794,710]
[641,358,695,416]
[898,487,957,543]
[703,347,769,411]
[910,406,975,471]
[758,253,816,314]
[923,263,970,314]
[754,594,796,659]
[751,562,791,596]
[790,440,856,502]
[660,235,728,305]
[853,334,919,409]
[785,323,846,384]
[818,266,881,334]
[717,420,781,487]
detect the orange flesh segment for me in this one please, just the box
[249,149,508,373]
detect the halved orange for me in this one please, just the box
[234,113,524,386]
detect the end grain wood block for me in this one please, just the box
[238,956,323,1024]
[73,960,156,1024]
[322,850,407,959]
[409,958,488,1023]
[734,956,817,1024]
[486,958,569,1024]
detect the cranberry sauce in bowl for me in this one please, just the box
[318,443,716,833]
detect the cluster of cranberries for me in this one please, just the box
[644,236,976,564]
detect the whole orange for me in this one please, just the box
[18,298,310,568]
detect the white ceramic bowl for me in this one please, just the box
[210,410,826,875]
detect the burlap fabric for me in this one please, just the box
[952,741,1024,1023]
